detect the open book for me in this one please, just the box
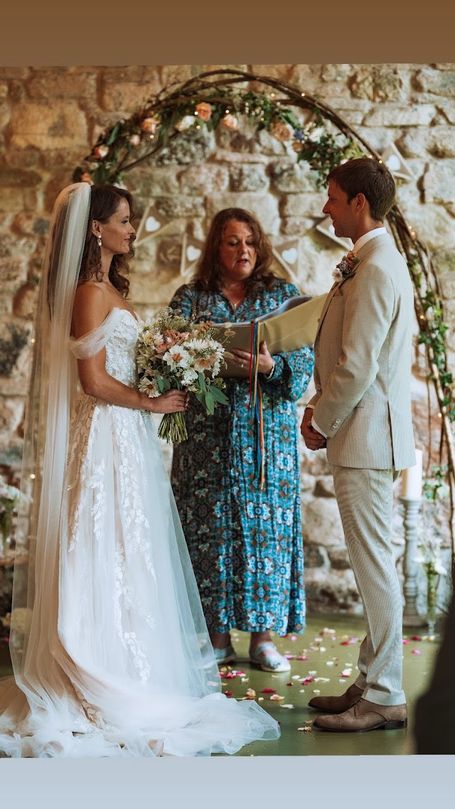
[213,293,328,377]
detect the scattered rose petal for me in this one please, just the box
[224,690,233,698]
[321,627,336,637]
[312,689,321,694]
[309,670,317,676]
[301,676,315,685]
[412,649,422,656]
[292,675,301,680]
[410,635,422,642]
[296,654,309,661]
[326,661,334,667]
[280,704,295,709]
[298,725,313,733]
[245,688,256,700]
[402,639,410,645]
[270,694,285,701]
[340,636,360,646]
[258,697,264,702]
[261,688,276,694]
[315,677,330,683]
[286,682,294,687]
[290,635,298,641]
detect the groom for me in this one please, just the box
[301,157,415,732]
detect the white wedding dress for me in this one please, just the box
[0,307,279,757]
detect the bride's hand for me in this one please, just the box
[147,390,189,414]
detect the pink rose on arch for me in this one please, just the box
[222,114,239,130]
[195,102,212,121]
[93,144,109,159]
[271,120,292,142]
[141,116,160,134]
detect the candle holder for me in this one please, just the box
[400,496,427,627]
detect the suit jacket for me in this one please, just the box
[310,232,416,470]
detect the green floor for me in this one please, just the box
[229,614,438,756]
[0,613,439,756]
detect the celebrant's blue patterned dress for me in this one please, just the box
[169,280,314,635]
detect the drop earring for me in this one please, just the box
[97,236,102,248]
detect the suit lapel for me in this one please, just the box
[314,284,340,342]
[314,233,391,342]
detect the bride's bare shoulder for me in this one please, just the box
[72,282,110,338]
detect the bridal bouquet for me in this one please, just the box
[136,308,229,443]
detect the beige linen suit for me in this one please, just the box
[310,231,415,705]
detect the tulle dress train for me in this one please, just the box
[0,308,279,757]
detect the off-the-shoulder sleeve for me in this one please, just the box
[69,308,124,359]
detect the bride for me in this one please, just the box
[0,182,280,757]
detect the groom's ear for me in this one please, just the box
[353,192,368,214]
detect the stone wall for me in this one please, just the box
[0,64,454,616]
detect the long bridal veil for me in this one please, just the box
[0,182,279,757]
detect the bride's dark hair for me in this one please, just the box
[79,184,134,297]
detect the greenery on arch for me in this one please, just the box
[73,68,455,568]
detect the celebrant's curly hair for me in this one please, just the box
[193,207,278,293]
[79,184,135,296]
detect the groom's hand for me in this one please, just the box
[300,407,327,450]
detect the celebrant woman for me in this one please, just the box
[0,184,279,757]
[170,208,314,672]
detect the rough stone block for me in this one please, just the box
[349,65,406,102]
[159,65,194,87]
[398,126,455,158]
[155,195,205,219]
[422,160,455,204]
[205,192,280,235]
[396,200,455,249]
[313,476,336,498]
[13,284,39,319]
[281,216,319,236]
[270,160,318,193]
[12,213,50,237]
[0,167,41,188]
[156,129,216,166]
[328,548,351,571]
[27,70,97,99]
[364,104,436,127]
[304,568,362,614]
[230,163,268,192]
[127,165,181,197]
[302,498,344,548]
[101,66,161,87]
[304,544,327,569]
[0,397,24,444]
[0,258,28,291]
[10,101,88,149]
[414,68,455,98]
[179,164,229,195]
[100,82,152,114]
[280,193,324,218]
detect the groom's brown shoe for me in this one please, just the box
[313,698,407,732]
[308,683,364,714]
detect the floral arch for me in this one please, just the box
[73,68,455,571]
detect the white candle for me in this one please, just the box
[400,449,423,499]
